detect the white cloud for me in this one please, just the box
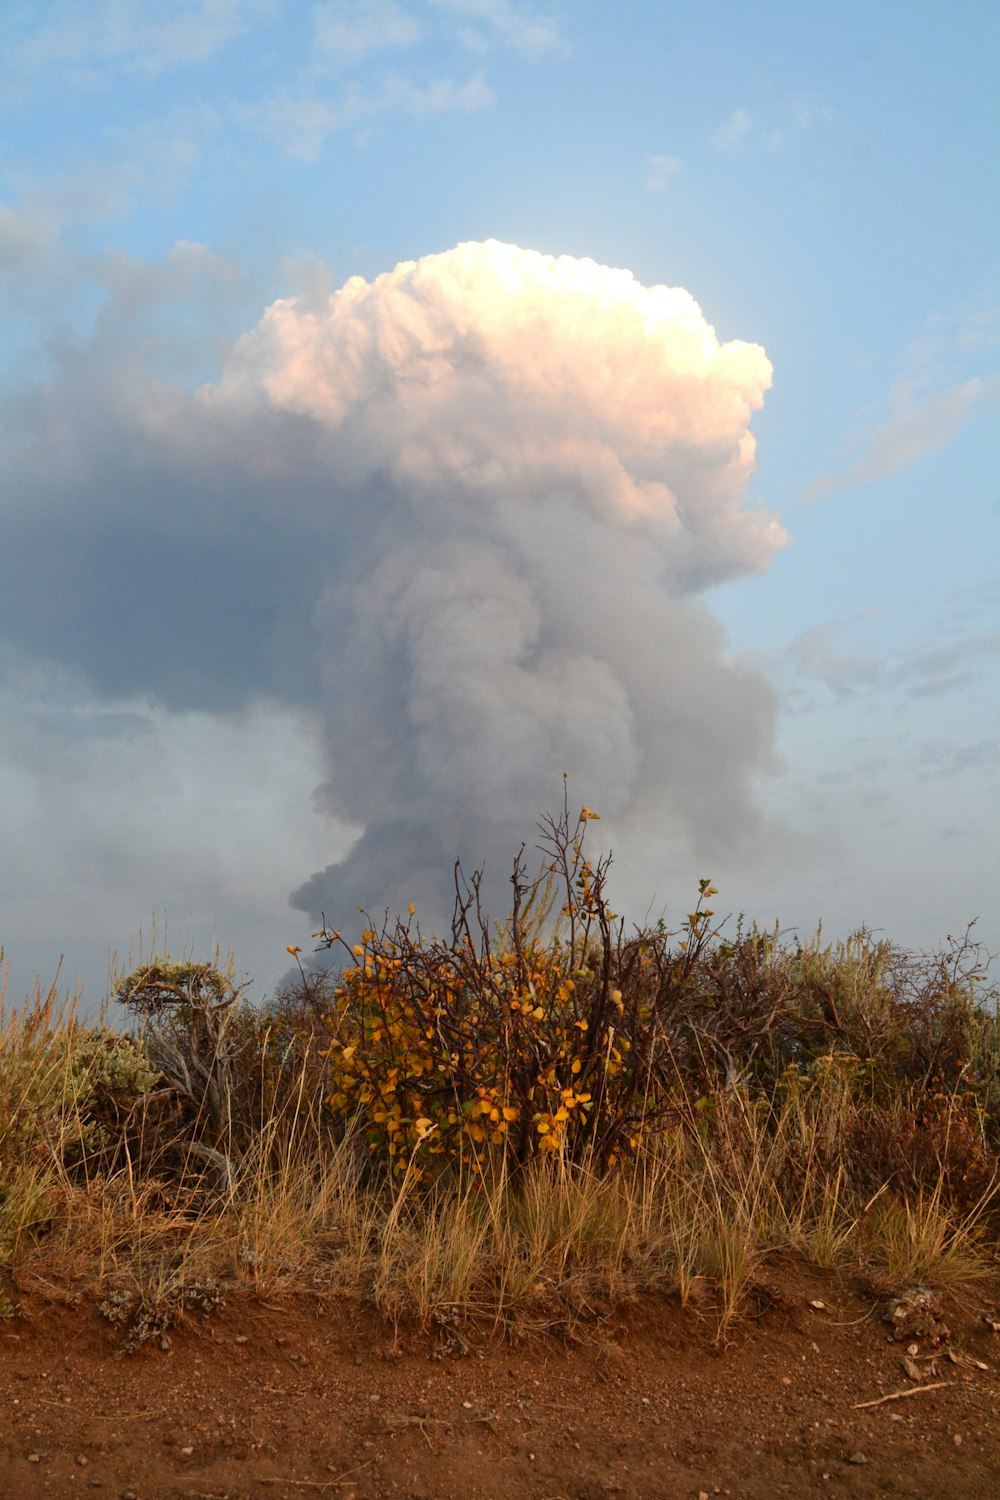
[245,68,493,158]
[431,0,567,59]
[764,93,834,149]
[914,737,999,779]
[379,66,494,114]
[710,108,752,154]
[854,377,998,482]
[5,0,274,84]
[807,373,1000,498]
[242,91,339,161]
[313,0,423,68]
[0,202,55,275]
[956,303,1000,354]
[769,606,1000,720]
[806,300,1000,499]
[891,632,1000,699]
[710,96,832,155]
[646,153,683,192]
[781,618,882,699]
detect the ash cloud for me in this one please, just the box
[1,239,786,942]
[204,240,786,928]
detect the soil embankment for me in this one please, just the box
[2,1262,998,1499]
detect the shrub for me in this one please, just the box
[316,798,722,1180]
[113,954,337,1190]
[0,989,157,1260]
[306,795,1000,1200]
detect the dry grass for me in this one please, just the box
[2,903,999,1349]
[863,1182,1000,1295]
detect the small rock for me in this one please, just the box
[27,1453,41,1464]
[76,1455,90,1467]
[886,1288,949,1346]
[953,1434,963,1447]
[847,1452,868,1465]
[180,1446,194,1456]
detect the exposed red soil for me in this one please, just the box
[2,1260,999,1500]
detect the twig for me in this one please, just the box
[252,1483,333,1492]
[853,1380,953,1410]
[253,1459,373,1489]
[383,1411,451,1449]
[822,1307,879,1328]
[93,1409,159,1421]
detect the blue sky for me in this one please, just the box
[1,0,997,1008]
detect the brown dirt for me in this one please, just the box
[2,1260,999,1500]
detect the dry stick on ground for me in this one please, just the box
[254,1458,374,1489]
[383,1411,450,1449]
[853,1380,954,1410]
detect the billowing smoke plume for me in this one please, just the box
[0,239,786,946]
[203,240,786,929]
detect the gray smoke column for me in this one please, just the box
[203,239,787,930]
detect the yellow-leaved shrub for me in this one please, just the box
[317,798,720,1180]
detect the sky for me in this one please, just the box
[1,0,998,1011]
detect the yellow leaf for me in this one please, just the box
[286,945,301,956]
